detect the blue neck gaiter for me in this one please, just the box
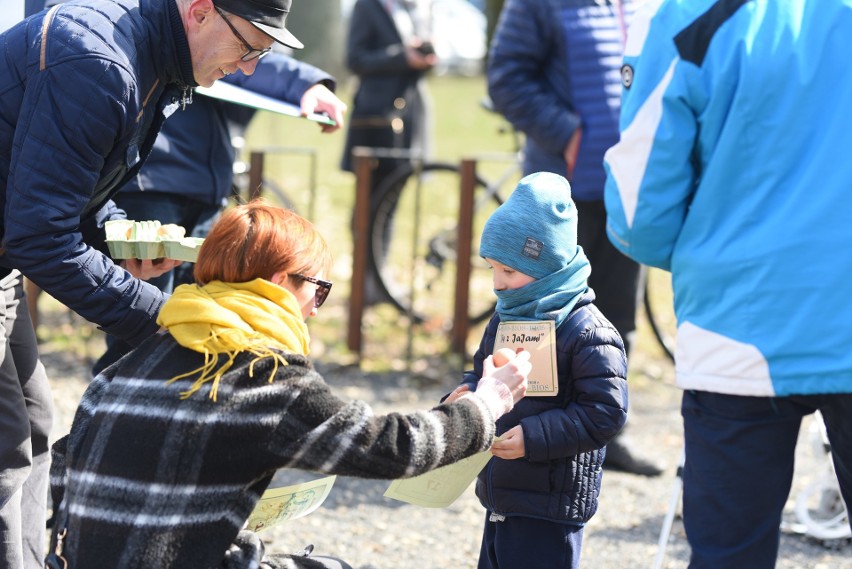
[494,247,591,327]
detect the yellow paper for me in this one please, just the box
[245,475,336,532]
[493,320,558,396]
[383,448,493,508]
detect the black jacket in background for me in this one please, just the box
[341,0,430,172]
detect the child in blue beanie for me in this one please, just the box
[446,172,629,569]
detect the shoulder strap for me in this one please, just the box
[40,4,62,71]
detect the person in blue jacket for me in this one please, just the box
[0,1,315,567]
[604,1,852,567]
[446,172,628,569]
[486,0,661,476]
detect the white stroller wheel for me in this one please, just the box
[793,412,851,542]
[794,479,851,541]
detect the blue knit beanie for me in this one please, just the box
[480,172,579,279]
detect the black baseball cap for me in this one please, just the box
[212,0,303,49]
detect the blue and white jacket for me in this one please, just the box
[487,0,636,200]
[604,0,852,397]
[1,0,192,344]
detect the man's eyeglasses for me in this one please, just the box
[291,274,333,308]
[215,7,271,62]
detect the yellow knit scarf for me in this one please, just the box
[156,279,310,401]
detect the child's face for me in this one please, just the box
[485,257,536,291]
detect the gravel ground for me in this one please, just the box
[44,339,851,569]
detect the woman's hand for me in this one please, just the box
[481,349,531,405]
[404,39,438,71]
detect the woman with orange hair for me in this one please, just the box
[47,200,530,569]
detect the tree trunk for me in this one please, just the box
[287,0,349,82]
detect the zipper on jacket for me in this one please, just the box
[180,87,193,110]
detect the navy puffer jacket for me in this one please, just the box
[487,0,635,200]
[460,291,628,524]
[0,0,193,344]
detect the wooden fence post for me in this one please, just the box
[451,159,477,354]
[248,151,265,201]
[347,148,374,356]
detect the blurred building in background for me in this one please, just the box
[432,0,487,76]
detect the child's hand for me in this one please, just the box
[444,385,470,404]
[491,425,525,459]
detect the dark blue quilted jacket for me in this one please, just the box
[487,0,635,200]
[0,0,194,344]
[460,291,628,524]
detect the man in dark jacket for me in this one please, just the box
[0,1,325,567]
[487,0,660,476]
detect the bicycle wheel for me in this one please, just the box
[643,266,676,362]
[369,162,502,327]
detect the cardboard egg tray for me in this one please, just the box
[105,220,204,262]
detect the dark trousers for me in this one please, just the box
[0,269,53,569]
[478,512,583,569]
[92,192,223,376]
[574,199,640,355]
[681,390,852,569]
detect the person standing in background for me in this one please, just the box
[341,0,437,303]
[487,0,661,476]
[604,1,852,566]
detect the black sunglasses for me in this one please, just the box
[291,274,333,308]
[215,7,271,62]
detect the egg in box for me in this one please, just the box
[105,220,202,262]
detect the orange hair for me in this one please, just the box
[194,200,332,286]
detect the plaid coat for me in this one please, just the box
[49,333,500,568]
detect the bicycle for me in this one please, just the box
[366,101,524,328]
